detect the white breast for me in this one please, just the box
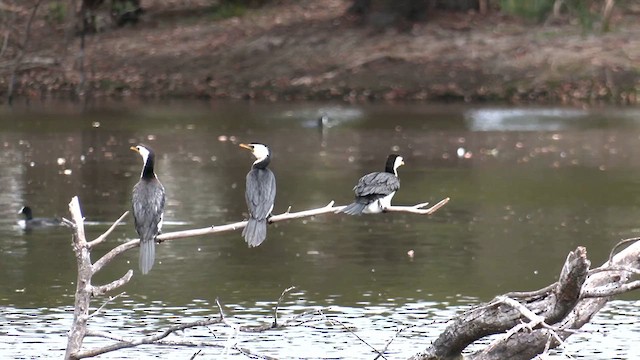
[362,191,396,214]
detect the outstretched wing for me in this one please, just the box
[353,172,399,197]
[132,178,166,240]
[246,168,276,220]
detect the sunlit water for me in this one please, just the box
[1,102,640,359]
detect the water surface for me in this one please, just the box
[1,102,639,359]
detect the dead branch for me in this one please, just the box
[64,195,448,359]
[87,211,128,248]
[91,270,132,296]
[91,197,450,274]
[383,198,450,215]
[76,317,225,359]
[88,292,125,319]
[273,286,296,327]
[410,239,640,360]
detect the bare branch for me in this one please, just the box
[234,345,278,360]
[60,217,76,229]
[91,270,133,296]
[284,310,327,327]
[88,292,126,319]
[92,198,450,273]
[494,296,546,325]
[383,198,450,215]
[504,282,557,299]
[607,237,640,265]
[488,296,572,354]
[69,196,87,247]
[581,279,640,299]
[588,265,640,277]
[327,317,387,360]
[84,329,225,347]
[159,201,340,243]
[75,317,224,358]
[190,350,203,360]
[374,325,416,360]
[92,240,138,274]
[87,211,129,249]
[273,286,296,327]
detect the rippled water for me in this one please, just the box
[1,102,640,359]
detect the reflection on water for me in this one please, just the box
[1,102,640,359]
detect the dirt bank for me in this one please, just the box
[2,0,639,104]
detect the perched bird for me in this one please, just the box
[240,143,276,247]
[131,144,166,275]
[17,206,62,230]
[340,154,404,215]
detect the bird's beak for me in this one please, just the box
[239,143,253,151]
[130,146,139,153]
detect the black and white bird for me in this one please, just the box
[240,143,276,247]
[340,154,404,215]
[131,144,166,275]
[17,206,62,230]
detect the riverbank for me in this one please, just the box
[2,0,639,104]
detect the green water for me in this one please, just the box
[1,102,639,359]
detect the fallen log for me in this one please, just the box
[410,239,640,360]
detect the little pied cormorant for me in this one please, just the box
[240,143,276,247]
[340,154,404,215]
[131,144,166,275]
[17,206,62,230]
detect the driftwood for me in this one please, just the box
[410,239,640,360]
[63,196,449,359]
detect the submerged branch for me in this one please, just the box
[76,317,225,358]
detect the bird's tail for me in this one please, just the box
[340,202,367,215]
[139,238,155,275]
[243,218,267,247]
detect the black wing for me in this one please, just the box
[132,178,166,241]
[353,172,399,197]
[245,168,276,220]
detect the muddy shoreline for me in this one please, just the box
[1,1,638,105]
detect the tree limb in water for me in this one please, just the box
[410,239,640,360]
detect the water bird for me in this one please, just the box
[239,143,276,247]
[131,144,166,275]
[317,114,330,128]
[339,154,404,215]
[17,206,62,230]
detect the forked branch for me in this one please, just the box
[65,195,449,359]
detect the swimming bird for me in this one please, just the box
[340,154,404,215]
[240,143,276,247]
[17,206,62,230]
[131,144,166,275]
[317,114,330,128]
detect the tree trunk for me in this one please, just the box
[64,198,92,360]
